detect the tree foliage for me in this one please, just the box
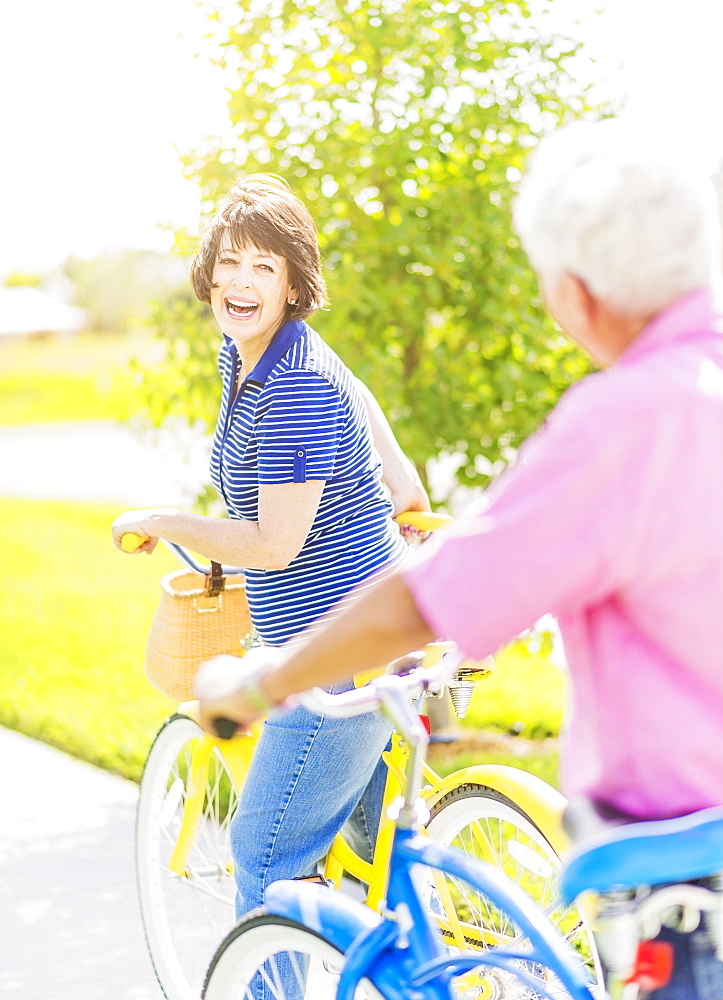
[146,0,599,496]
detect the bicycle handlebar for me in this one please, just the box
[394,510,453,532]
[208,648,464,740]
[120,531,148,552]
[295,648,463,718]
[119,510,452,574]
[118,532,244,575]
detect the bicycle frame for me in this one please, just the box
[158,701,404,889]
[325,736,568,910]
[164,709,261,878]
[253,670,597,1000]
[168,701,568,912]
[262,824,596,1000]
[139,522,569,911]
[159,710,419,900]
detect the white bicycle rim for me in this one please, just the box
[426,783,603,998]
[203,914,385,1000]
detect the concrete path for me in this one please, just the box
[0,727,164,999]
[0,422,199,997]
[0,420,208,505]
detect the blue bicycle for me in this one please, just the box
[201,654,723,1000]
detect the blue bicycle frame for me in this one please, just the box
[202,651,723,1000]
[263,824,597,1000]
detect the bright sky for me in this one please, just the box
[0,0,230,277]
[1,0,722,280]
[585,0,723,168]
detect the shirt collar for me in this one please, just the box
[618,288,722,367]
[224,320,307,388]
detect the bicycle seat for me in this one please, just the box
[560,803,723,907]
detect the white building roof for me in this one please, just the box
[0,287,87,336]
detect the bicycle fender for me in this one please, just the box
[561,807,723,905]
[264,883,417,1000]
[264,880,379,952]
[337,920,411,1000]
[424,763,570,853]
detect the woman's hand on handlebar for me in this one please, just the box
[388,477,430,518]
[111,508,176,554]
[194,647,286,737]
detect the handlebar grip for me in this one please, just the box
[120,531,149,552]
[395,511,453,532]
[212,718,240,740]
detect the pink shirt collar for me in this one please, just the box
[618,287,722,368]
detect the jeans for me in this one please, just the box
[231,682,393,919]
[643,925,723,1000]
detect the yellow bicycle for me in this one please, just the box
[128,515,601,1000]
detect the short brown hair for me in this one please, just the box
[190,174,327,320]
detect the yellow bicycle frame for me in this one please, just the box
[324,735,569,910]
[166,700,568,912]
[165,703,262,878]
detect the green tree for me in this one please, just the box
[148,0,600,496]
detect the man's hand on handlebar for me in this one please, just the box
[194,647,286,738]
[386,651,426,675]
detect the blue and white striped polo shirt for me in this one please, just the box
[210,320,407,646]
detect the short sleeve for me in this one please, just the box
[256,371,346,484]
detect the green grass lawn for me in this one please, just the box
[464,643,565,739]
[0,498,178,780]
[0,330,162,423]
[428,736,559,788]
[424,643,564,787]
[0,496,566,784]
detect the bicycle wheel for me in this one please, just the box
[202,913,384,1000]
[136,713,241,1000]
[425,783,603,998]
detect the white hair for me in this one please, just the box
[513,119,722,316]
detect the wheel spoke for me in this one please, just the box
[136,715,241,1000]
[202,914,382,1000]
[426,783,603,997]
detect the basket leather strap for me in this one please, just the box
[204,560,226,598]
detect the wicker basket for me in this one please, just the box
[145,566,252,701]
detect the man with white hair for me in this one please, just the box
[197,120,723,996]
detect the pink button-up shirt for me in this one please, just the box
[405,289,723,819]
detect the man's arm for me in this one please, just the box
[195,378,630,733]
[195,570,435,733]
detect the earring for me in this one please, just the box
[289,299,298,305]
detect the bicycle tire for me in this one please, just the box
[136,713,241,1000]
[201,891,594,1000]
[426,783,603,998]
[202,912,385,1000]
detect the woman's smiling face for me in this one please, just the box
[210,236,298,365]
